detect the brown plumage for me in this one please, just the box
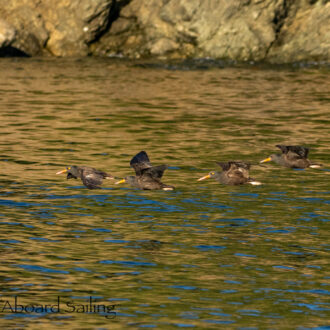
[115,151,174,190]
[198,161,261,186]
[56,165,114,189]
[260,145,322,169]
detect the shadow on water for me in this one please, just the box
[0,57,329,328]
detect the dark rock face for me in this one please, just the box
[94,0,279,60]
[267,1,330,63]
[0,0,113,56]
[0,0,329,62]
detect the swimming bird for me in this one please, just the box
[56,165,114,189]
[260,145,322,169]
[115,151,174,190]
[198,161,261,185]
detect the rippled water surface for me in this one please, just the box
[0,58,329,329]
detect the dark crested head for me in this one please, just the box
[66,166,80,180]
[271,154,281,161]
[56,165,80,179]
[260,153,285,166]
[209,170,218,178]
[197,170,220,181]
[115,175,138,187]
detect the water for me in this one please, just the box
[0,58,329,329]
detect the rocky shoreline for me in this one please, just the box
[0,0,329,63]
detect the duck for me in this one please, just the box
[115,151,174,190]
[260,145,322,169]
[56,165,114,189]
[198,161,261,185]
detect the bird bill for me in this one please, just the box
[56,169,68,175]
[259,157,271,163]
[115,179,126,184]
[197,174,211,181]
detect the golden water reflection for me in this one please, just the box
[0,58,329,328]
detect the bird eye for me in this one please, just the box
[211,172,215,175]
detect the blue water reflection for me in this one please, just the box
[0,58,329,328]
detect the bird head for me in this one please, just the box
[197,171,217,181]
[56,166,79,180]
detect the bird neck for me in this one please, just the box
[272,154,287,166]
[126,176,139,187]
[213,172,224,182]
